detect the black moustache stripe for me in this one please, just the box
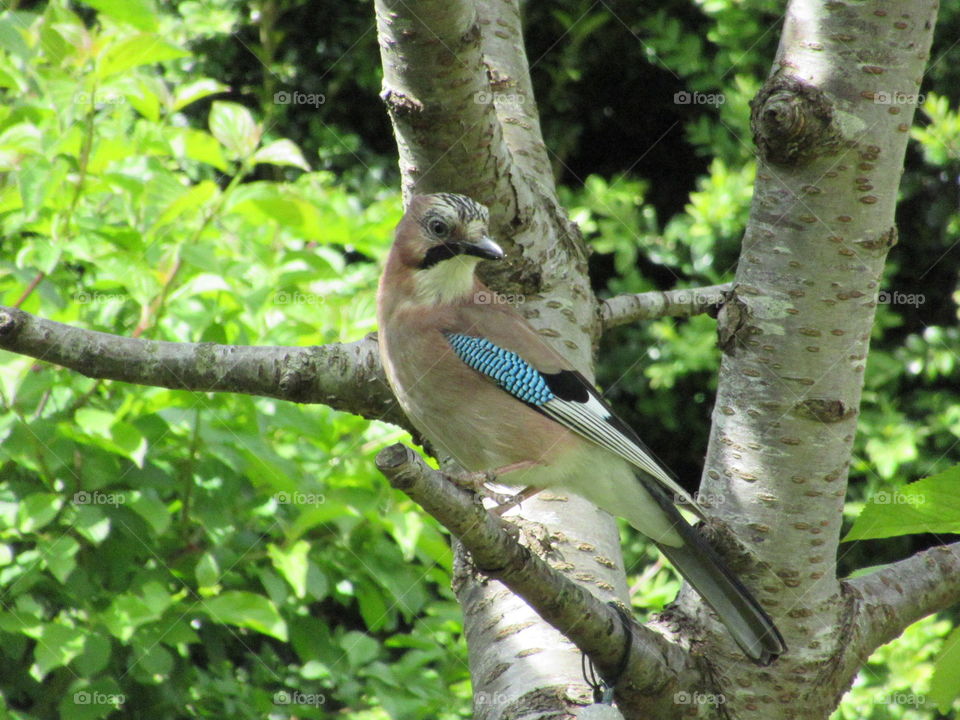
[419,244,461,269]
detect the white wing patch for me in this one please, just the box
[541,394,703,516]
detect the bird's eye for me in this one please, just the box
[428,218,450,236]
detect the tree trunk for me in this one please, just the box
[689,0,938,715]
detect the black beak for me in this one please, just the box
[463,236,504,261]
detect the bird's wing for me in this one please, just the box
[444,305,702,515]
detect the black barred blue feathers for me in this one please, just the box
[445,333,554,406]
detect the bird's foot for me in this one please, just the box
[450,461,542,506]
[451,470,512,503]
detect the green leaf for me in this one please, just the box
[97,34,188,78]
[172,78,228,111]
[39,535,81,583]
[201,591,287,641]
[155,180,219,226]
[930,626,960,712]
[17,493,63,533]
[39,20,72,67]
[844,466,960,541]
[17,155,52,218]
[76,408,115,436]
[101,583,171,641]
[225,182,324,236]
[342,630,379,668]
[252,139,310,170]
[0,122,43,154]
[168,128,230,171]
[15,236,62,274]
[134,641,173,677]
[128,491,171,535]
[356,578,390,632]
[267,540,310,599]
[73,505,112,545]
[74,630,112,676]
[80,0,159,31]
[209,101,260,158]
[109,422,148,467]
[126,75,164,121]
[32,622,86,678]
[0,16,33,59]
[195,553,220,590]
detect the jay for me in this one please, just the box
[376,192,785,665]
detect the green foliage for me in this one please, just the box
[930,627,960,715]
[833,615,954,720]
[0,3,465,719]
[844,466,960,541]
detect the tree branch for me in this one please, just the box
[0,306,406,428]
[375,443,702,717]
[375,0,516,211]
[474,0,552,184]
[847,542,960,656]
[601,283,732,330]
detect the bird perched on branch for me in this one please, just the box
[376,192,785,665]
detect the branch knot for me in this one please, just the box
[751,74,841,166]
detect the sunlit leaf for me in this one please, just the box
[201,592,288,641]
[209,100,261,158]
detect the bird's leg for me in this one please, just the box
[449,460,542,506]
[478,460,545,515]
[490,484,543,516]
[486,459,541,477]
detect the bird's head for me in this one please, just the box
[385,193,504,306]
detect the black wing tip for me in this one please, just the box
[541,369,590,403]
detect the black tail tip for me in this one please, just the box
[748,631,787,666]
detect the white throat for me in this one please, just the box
[413,255,480,305]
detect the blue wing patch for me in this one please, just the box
[445,333,555,406]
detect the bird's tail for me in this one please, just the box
[645,483,786,665]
